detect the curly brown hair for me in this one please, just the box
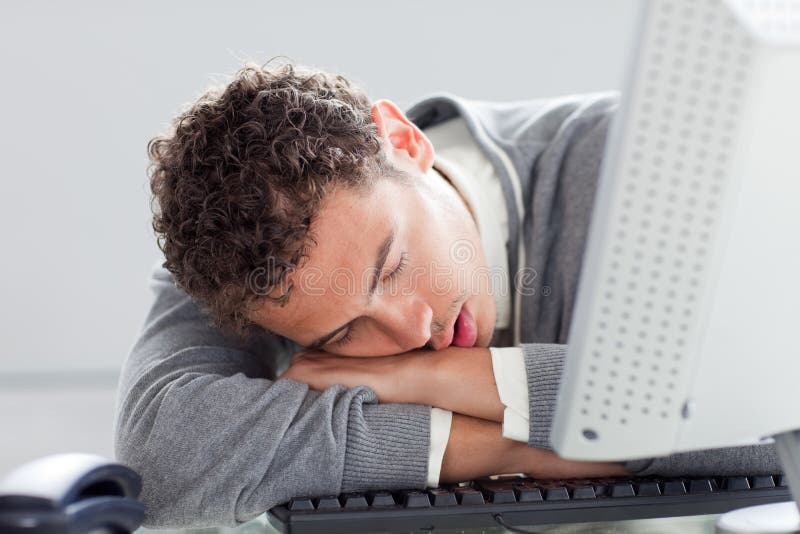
[148,61,403,337]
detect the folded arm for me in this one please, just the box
[285,344,783,478]
[115,267,434,528]
[283,345,633,479]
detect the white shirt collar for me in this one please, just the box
[424,117,512,329]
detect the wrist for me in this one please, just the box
[412,347,461,406]
[376,351,432,405]
[410,346,505,422]
[399,351,437,405]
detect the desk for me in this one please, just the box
[136,512,722,533]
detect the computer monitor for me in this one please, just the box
[550,0,800,529]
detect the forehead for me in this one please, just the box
[256,179,405,337]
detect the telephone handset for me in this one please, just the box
[0,453,145,533]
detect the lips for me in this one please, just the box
[429,301,478,350]
[452,304,478,347]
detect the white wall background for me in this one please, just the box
[0,0,639,476]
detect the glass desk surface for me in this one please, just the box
[135,511,723,534]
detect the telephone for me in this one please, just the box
[0,453,145,533]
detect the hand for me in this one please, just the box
[440,414,634,483]
[280,349,427,403]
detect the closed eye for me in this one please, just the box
[329,251,409,348]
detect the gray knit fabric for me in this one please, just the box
[519,343,566,452]
[517,343,780,476]
[114,268,431,527]
[115,92,780,528]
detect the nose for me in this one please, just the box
[372,295,433,352]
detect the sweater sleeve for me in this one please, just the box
[113,265,431,529]
[519,343,783,477]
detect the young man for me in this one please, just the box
[115,63,780,528]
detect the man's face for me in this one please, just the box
[249,166,497,357]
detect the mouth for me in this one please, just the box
[429,300,477,350]
[451,302,478,347]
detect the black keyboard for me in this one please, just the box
[266,473,791,534]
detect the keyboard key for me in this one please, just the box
[514,484,544,502]
[662,480,687,496]
[572,486,597,499]
[723,477,750,491]
[287,497,314,511]
[610,483,636,498]
[751,476,775,489]
[635,481,661,496]
[429,489,457,507]
[538,484,570,501]
[485,488,516,503]
[688,478,717,494]
[454,487,485,505]
[367,491,396,507]
[399,490,431,508]
[313,495,341,510]
[593,483,611,497]
[340,493,369,508]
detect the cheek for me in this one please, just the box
[405,187,483,296]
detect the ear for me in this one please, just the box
[371,99,435,173]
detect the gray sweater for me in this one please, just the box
[114,92,780,528]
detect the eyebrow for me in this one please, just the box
[305,226,396,350]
